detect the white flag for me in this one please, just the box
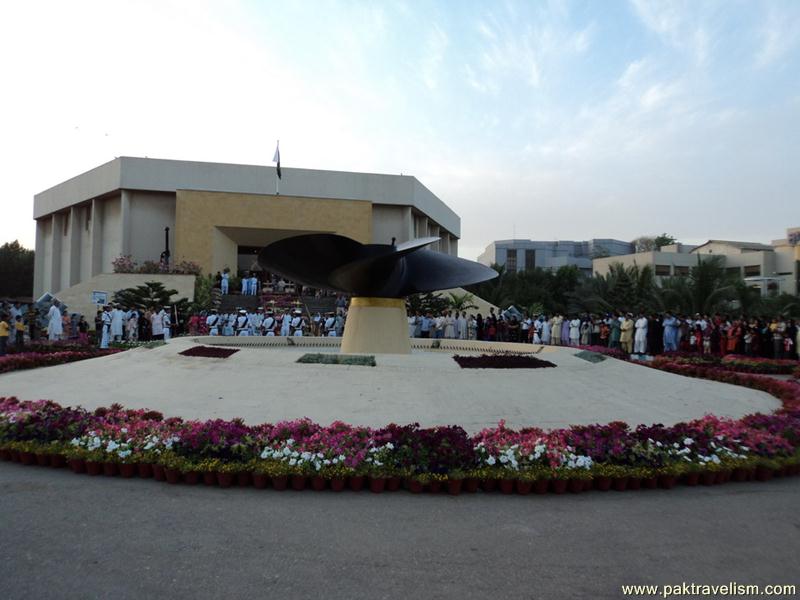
[273,142,281,179]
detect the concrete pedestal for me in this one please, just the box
[341,297,411,355]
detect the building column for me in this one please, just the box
[33,219,46,299]
[68,206,81,286]
[120,190,132,256]
[449,235,458,257]
[401,207,413,243]
[90,198,103,276]
[49,213,63,293]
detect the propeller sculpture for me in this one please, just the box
[258,234,498,353]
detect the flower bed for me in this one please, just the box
[178,346,239,359]
[2,387,798,495]
[650,354,798,375]
[453,354,556,369]
[0,349,121,375]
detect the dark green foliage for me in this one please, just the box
[297,353,376,366]
[0,240,34,298]
[465,264,580,314]
[112,281,180,311]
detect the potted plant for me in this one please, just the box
[197,458,222,486]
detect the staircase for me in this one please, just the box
[301,295,338,316]
[217,293,263,314]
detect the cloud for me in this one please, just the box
[421,24,449,91]
[754,7,800,68]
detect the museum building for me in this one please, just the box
[33,157,461,313]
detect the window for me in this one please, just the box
[655,264,671,276]
[506,249,517,272]
[525,249,535,270]
[744,265,761,277]
[674,266,690,276]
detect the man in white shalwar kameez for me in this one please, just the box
[100,305,112,349]
[568,317,581,346]
[280,312,291,336]
[111,305,124,342]
[47,301,63,341]
[151,309,164,340]
[634,313,648,354]
[161,308,171,340]
[456,312,467,340]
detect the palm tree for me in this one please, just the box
[446,291,478,312]
[113,281,179,310]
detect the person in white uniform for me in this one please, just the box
[262,312,276,336]
[634,313,648,354]
[291,311,304,336]
[47,301,63,341]
[162,307,171,340]
[221,270,230,295]
[206,310,220,335]
[325,313,337,336]
[280,311,291,336]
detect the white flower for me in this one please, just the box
[683,437,694,446]
[288,458,297,466]
[486,456,496,466]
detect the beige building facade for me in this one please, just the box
[592,229,800,296]
[33,157,461,312]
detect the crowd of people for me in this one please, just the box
[0,300,91,355]
[446,309,800,360]
[186,308,345,338]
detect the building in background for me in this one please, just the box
[592,229,800,296]
[478,239,633,274]
[33,157,460,317]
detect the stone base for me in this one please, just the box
[341,297,411,355]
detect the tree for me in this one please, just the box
[113,281,180,311]
[406,292,449,315]
[446,291,478,312]
[632,233,677,253]
[0,240,34,298]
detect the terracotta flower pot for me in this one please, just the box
[481,479,497,493]
[568,479,584,494]
[533,479,549,494]
[717,470,731,484]
[657,474,677,489]
[447,479,463,496]
[165,468,180,484]
[137,463,153,478]
[85,460,102,476]
[464,478,480,493]
[515,480,532,495]
[236,471,252,487]
[217,472,234,488]
[119,463,136,478]
[252,473,269,489]
[19,451,35,465]
[35,453,50,467]
[627,477,642,491]
[583,479,593,491]
[103,462,118,477]
[330,477,345,492]
[684,472,700,486]
[203,472,217,486]
[152,465,166,481]
[311,476,326,491]
[551,479,568,494]
[0,448,11,461]
[700,471,716,486]
[50,454,66,468]
[731,468,748,482]
[69,458,86,474]
[754,466,773,482]
[643,477,658,489]
[499,479,515,494]
[612,477,628,492]
[272,475,288,490]
[369,477,386,493]
[290,475,307,491]
[387,476,402,492]
[183,471,199,485]
[407,479,423,493]
[9,449,20,462]
[348,476,364,492]
[594,476,612,491]
[428,480,442,494]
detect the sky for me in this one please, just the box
[1,0,799,260]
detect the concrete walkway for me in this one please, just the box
[0,338,780,431]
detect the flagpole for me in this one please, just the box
[275,139,280,196]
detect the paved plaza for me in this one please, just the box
[1,462,798,600]
[0,338,779,431]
